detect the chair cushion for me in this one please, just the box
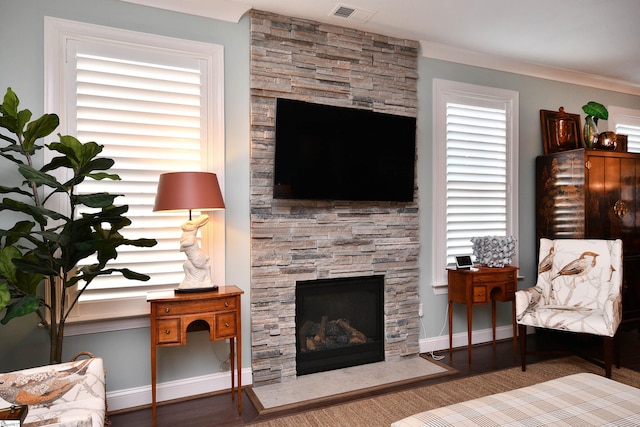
[0,357,105,427]
[549,239,614,310]
[518,306,612,336]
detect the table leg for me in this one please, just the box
[229,337,235,401]
[467,303,473,364]
[237,327,242,414]
[448,300,453,358]
[512,300,517,357]
[492,298,497,349]
[151,335,157,426]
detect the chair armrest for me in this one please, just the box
[603,293,623,336]
[515,287,543,321]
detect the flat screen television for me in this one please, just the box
[273,98,416,202]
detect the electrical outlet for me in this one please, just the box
[418,303,423,317]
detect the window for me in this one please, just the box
[432,79,519,289]
[608,106,640,153]
[44,17,224,331]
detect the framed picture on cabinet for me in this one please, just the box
[540,107,582,154]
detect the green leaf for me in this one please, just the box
[13,256,59,277]
[0,294,40,324]
[74,193,119,208]
[22,114,59,152]
[81,158,117,176]
[0,283,10,312]
[49,135,82,165]
[1,88,19,119]
[4,221,35,246]
[0,185,33,198]
[41,155,74,173]
[14,268,44,295]
[80,140,104,160]
[18,164,65,191]
[582,101,608,121]
[88,172,120,181]
[0,246,21,283]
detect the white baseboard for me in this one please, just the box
[107,326,525,412]
[419,324,519,355]
[107,367,253,412]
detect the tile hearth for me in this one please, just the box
[249,356,453,411]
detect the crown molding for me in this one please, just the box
[119,0,251,23]
[420,40,640,97]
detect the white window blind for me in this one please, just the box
[446,103,507,262]
[73,45,204,299]
[609,106,640,153]
[45,18,224,328]
[432,79,518,290]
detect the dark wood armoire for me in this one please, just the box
[536,148,640,328]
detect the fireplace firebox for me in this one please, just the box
[295,275,384,376]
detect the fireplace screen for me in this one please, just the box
[295,275,384,375]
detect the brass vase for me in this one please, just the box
[583,115,598,149]
[595,131,617,150]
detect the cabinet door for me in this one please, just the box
[536,151,586,240]
[585,154,639,245]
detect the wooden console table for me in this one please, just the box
[447,266,517,364]
[148,286,243,426]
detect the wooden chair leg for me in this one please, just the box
[603,336,613,379]
[519,324,527,372]
[614,332,620,369]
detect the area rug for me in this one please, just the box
[247,356,640,426]
[247,356,456,414]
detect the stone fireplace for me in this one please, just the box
[249,10,420,387]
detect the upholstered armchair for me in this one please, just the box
[516,238,623,378]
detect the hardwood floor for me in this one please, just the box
[108,330,640,426]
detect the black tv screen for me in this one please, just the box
[273,98,416,202]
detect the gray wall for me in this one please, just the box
[417,58,640,336]
[1,0,640,400]
[0,0,250,392]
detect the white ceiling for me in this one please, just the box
[122,0,640,90]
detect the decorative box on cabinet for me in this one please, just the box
[536,148,640,327]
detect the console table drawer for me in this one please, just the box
[472,271,515,283]
[472,285,488,303]
[215,312,237,338]
[155,297,236,316]
[156,319,181,344]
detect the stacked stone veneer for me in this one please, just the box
[249,10,420,387]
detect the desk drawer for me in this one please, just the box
[156,319,181,344]
[472,285,488,303]
[473,271,515,283]
[215,312,237,338]
[155,297,237,317]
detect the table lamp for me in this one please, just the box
[153,172,225,292]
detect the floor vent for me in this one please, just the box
[330,4,376,22]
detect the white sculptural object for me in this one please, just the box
[178,214,214,290]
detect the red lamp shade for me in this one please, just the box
[153,172,225,212]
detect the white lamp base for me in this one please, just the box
[177,214,215,292]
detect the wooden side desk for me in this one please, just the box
[148,286,243,426]
[447,266,517,364]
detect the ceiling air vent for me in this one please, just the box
[330,4,376,22]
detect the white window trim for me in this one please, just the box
[432,79,519,293]
[609,105,640,153]
[44,17,225,334]
[609,106,640,129]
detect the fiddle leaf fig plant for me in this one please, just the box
[0,87,157,363]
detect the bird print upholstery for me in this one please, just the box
[0,357,105,427]
[516,238,622,337]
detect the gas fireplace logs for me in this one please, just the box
[299,316,369,352]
